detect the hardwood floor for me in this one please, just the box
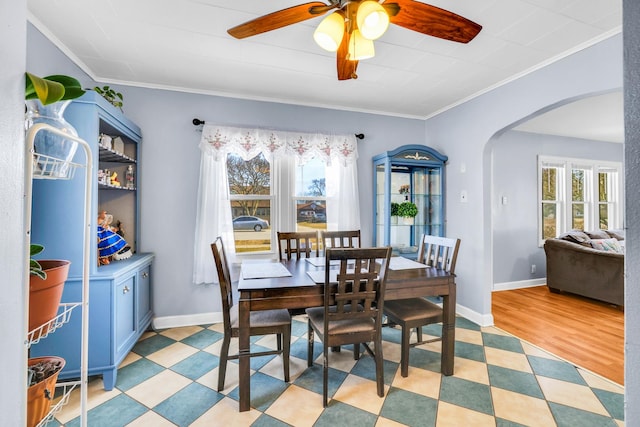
[491,285,624,385]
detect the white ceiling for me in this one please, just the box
[27,0,623,140]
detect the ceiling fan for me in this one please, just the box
[228,0,482,81]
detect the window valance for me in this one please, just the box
[200,124,358,165]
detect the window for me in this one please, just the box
[194,125,359,284]
[227,153,272,253]
[538,156,622,243]
[226,155,329,254]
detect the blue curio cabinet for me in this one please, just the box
[373,144,448,258]
[30,91,154,390]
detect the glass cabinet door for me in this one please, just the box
[373,145,448,258]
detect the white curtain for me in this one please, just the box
[193,124,359,285]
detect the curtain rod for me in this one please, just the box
[192,118,365,140]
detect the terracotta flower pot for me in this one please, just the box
[29,260,70,339]
[27,356,65,427]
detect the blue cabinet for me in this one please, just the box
[373,145,448,258]
[30,92,153,390]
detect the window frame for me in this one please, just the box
[537,155,622,245]
[227,155,329,259]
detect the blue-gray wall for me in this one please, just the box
[491,130,623,286]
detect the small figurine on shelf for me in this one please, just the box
[125,165,135,189]
[399,184,410,200]
[97,211,132,265]
[110,171,120,187]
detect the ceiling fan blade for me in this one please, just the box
[337,29,358,80]
[386,0,482,43]
[228,2,332,39]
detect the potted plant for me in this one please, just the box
[25,72,86,177]
[29,244,70,339]
[27,356,65,427]
[397,201,418,225]
[93,85,124,111]
[390,202,399,225]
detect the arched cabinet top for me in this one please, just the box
[372,144,448,165]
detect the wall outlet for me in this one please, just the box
[531,264,536,274]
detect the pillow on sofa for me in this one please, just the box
[585,229,611,240]
[559,230,591,246]
[590,238,624,253]
[606,229,625,240]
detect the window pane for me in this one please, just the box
[542,167,557,201]
[599,172,609,202]
[231,201,271,253]
[599,203,610,230]
[296,158,325,197]
[542,203,557,239]
[227,153,270,195]
[572,169,585,202]
[572,203,585,230]
[227,153,272,253]
[296,200,327,232]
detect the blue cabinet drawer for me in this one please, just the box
[115,274,136,354]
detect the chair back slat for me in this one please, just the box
[211,237,233,330]
[417,235,461,274]
[324,247,391,323]
[277,231,319,260]
[321,230,361,250]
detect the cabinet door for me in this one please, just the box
[137,265,152,331]
[115,275,136,355]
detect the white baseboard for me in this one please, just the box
[493,278,546,292]
[152,304,496,331]
[152,312,223,330]
[456,303,494,327]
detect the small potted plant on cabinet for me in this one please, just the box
[397,201,418,225]
[390,202,399,225]
[29,244,70,339]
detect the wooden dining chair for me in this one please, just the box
[383,235,461,377]
[306,246,392,407]
[320,230,361,251]
[210,237,292,391]
[277,231,319,260]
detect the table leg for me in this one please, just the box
[238,294,251,412]
[441,282,456,375]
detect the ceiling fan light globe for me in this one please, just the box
[357,1,389,40]
[314,12,345,52]
[348,30,375,60]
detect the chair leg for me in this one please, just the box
[277,334,282,351]
[353,343,360,360]
[416,326,422,343]
[375,335,384,397]
[283,327,291,383]
[401,324,410,377]
[323,344,329,407]
[217,334,231,391]
[307,321,314,367]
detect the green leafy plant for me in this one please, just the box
[93,85,123,111]
[30,244,46,280]
[397,201,418,218]
[390,202,399,217]
[25,72,85,105]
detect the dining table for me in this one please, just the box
[236,255,456,412]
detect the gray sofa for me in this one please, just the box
[543,229,624,307]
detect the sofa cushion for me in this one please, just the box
[585,229,611,240]
[606,229,625,240]
[559,230,591,246]
[590,238,624,253]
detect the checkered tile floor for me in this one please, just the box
[50,315,624,426]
